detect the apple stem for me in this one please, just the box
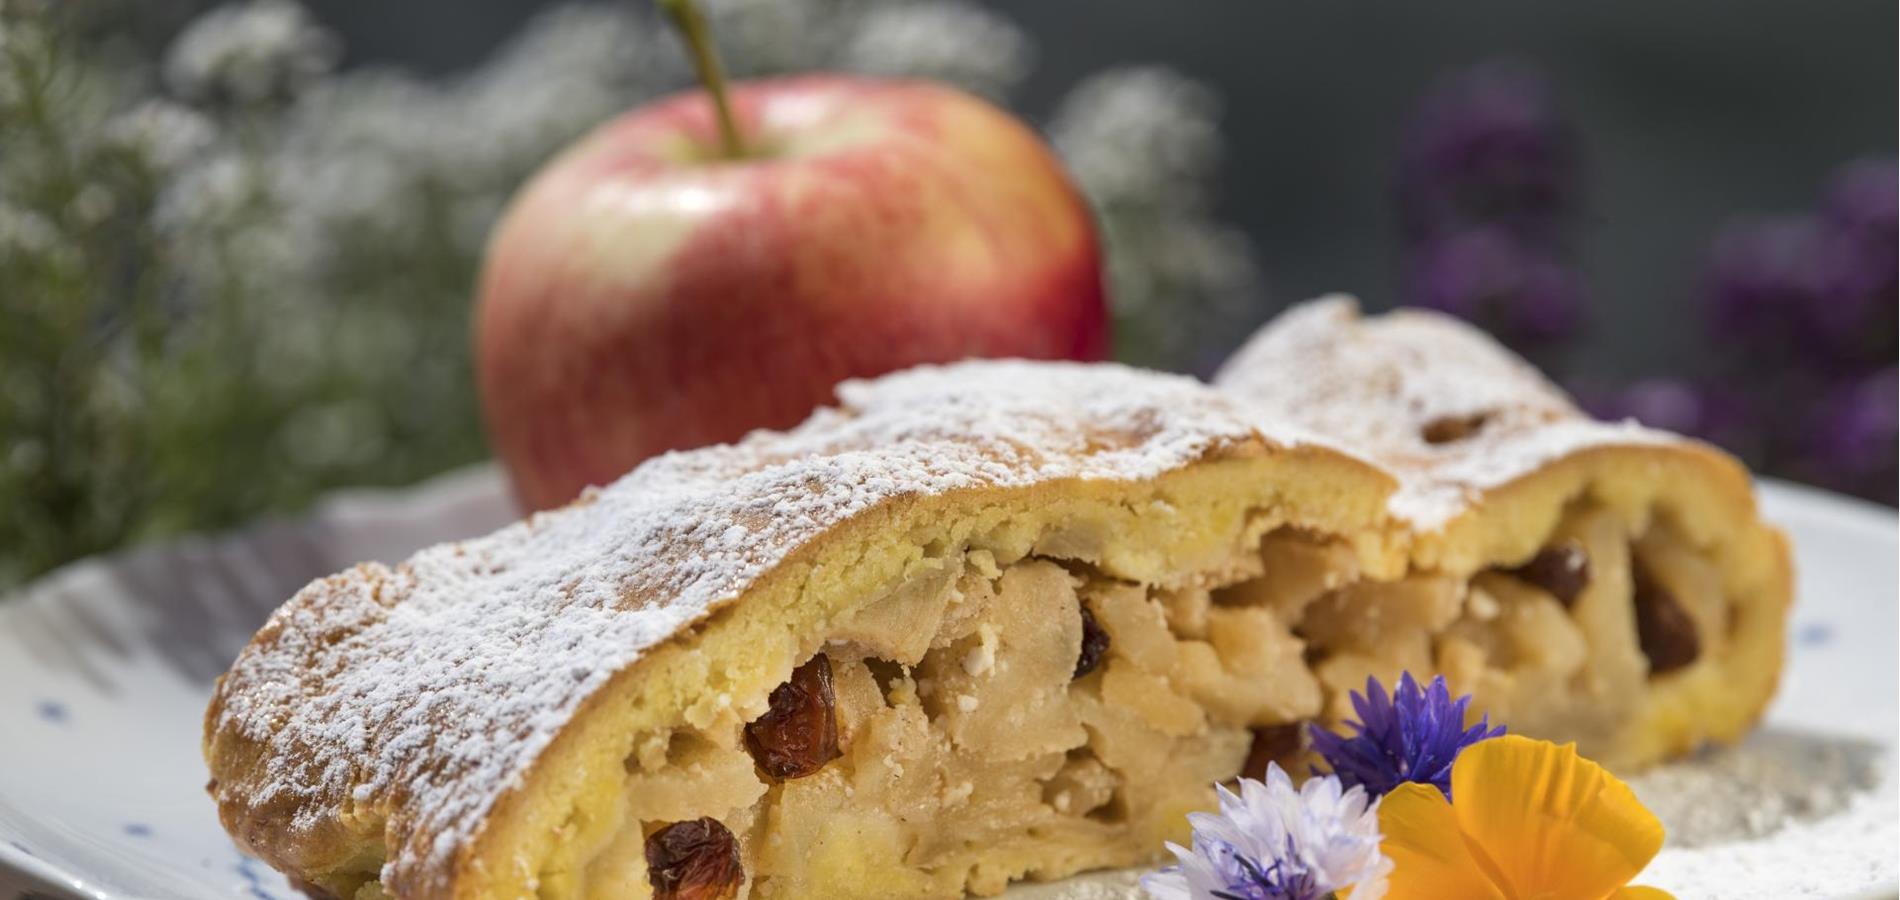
[657,0,747,159]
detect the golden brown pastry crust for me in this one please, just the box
[1215,296,1792,766]
[203,360,1399,899]
[206,300,1793,899]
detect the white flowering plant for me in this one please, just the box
[0,0,1264,589]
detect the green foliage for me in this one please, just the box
[0,0,1260,590]
[0,2,488,587]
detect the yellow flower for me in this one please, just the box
[1378,734,1673,900]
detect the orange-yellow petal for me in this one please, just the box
[1450,735,1666,900]
[1377,782,1508,900]
[1609,887,1675,900]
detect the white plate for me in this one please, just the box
[0,468,1894,900]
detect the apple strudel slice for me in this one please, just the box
[1215,296,1792,771]
[206,360,1408,900]
[206,323,1790,900]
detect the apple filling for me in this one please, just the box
[577,507,1730,900]
[1294,506,1728,761]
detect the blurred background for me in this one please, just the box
[2,0,1894,591]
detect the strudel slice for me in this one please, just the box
[205,361,1407,900]
[1215,296,1792,771]
[205,314,1790,900]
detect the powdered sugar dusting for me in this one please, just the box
[1628,729,1889,850]
[1215,296,1678,528]
[208,359,1301,892]
[1640,787,1898,899]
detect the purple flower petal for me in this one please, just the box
[1799,367,1898,504]
[1396,59,1579,244]
[1407,227,1587,346]
[1308,672,1503,799]
[1702,158,1897,373]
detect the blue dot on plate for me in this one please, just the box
[35,700,68,724]
[122,823,153,838]
[235,855,283,900]
[1796,621,1834,647]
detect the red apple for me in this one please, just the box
[474,74,1110,511]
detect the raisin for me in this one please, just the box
[1241,723,1305,781]
[645,817,743,900]
[1510,540,1592,607]
[1633,562,1700,675]
[1073,603,1110,679]
[1421,412,1490,444]
[743,654,841,779]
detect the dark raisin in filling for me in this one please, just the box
[1420,412,1490,444]
[1241,722,1306,781]
[645,817,744,900]
[1633,562,1700,675]
[1073,603,1110,679]
[744,653,842,779]
[1510,540,1592,607]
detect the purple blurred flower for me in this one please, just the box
[1579,378,1703,431]
[1814,158,1898,363]
[1576,376,1760,456]
[1822,158,1898,238]
[1701,215,1825,357]
[1408,226,1586,345]
[1801,368,1898,505]
[1703,159,1898,372]
[1397,59,1578,243]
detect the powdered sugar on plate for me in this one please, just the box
[1631,728,1890,848]
[1633,730,1898,898]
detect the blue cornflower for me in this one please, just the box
[1307,673,1503,800]
[1141,764,1388,900]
